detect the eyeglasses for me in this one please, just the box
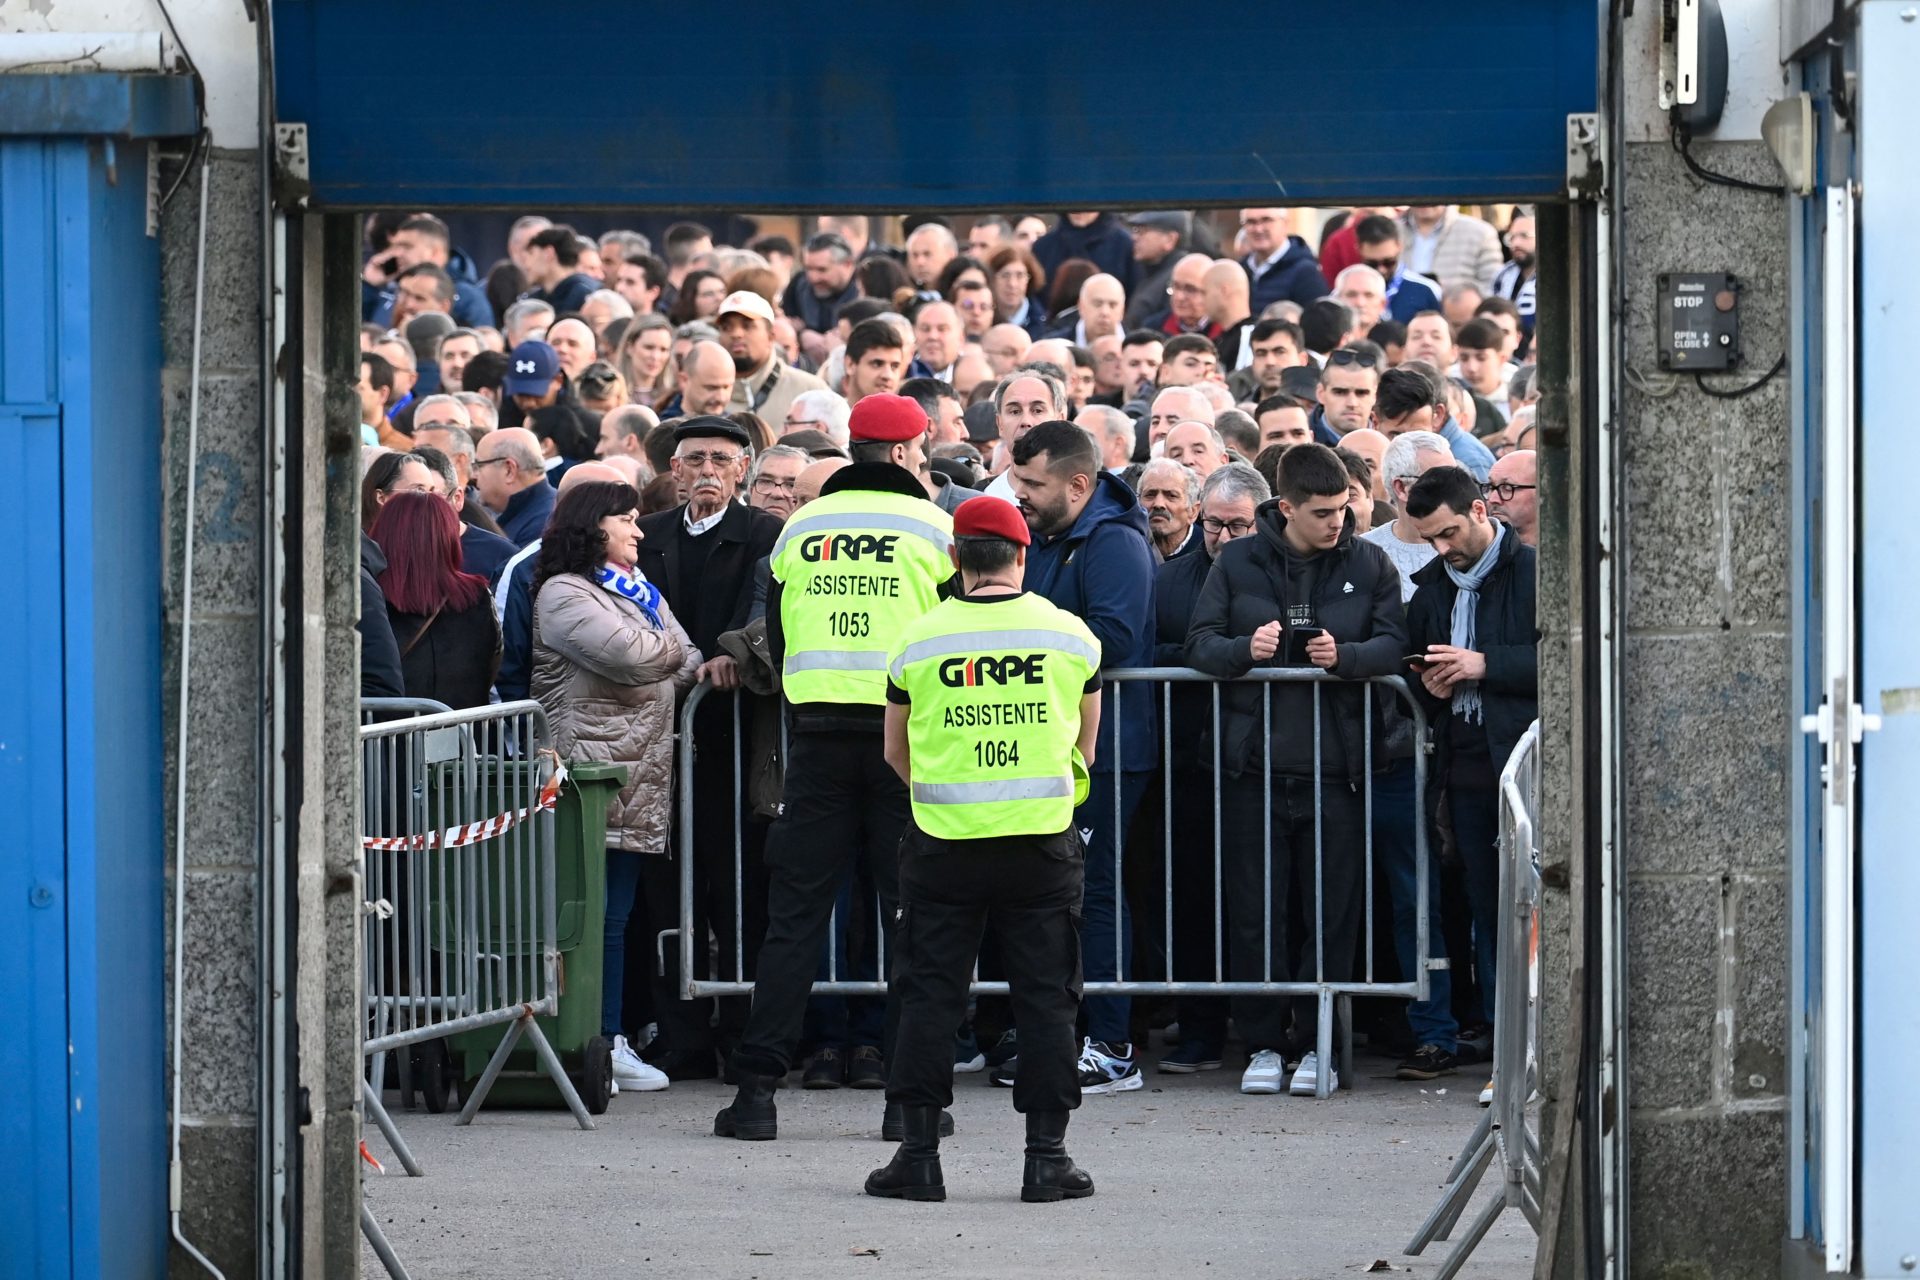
[675,451,743,468]
[1168,282,1205,296]
[1482,482,1538,502]
[752,475,798,493]
[473,456,513,470]
[1326,349,1382,369]
[1240,215,1277,227]
[1199,517,1256,537]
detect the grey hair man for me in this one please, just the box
[1162,421,1228,478]
[745,443,812,520]
[976,368,1070,499]
[410,395,475,484]
[783,388,853,450]
[905,222,959,289]
[502,298,556,346]
[453,391,497,434]
[1146,384,1216,450]
[1196,461,1271,559]
[1137,457,1203,561]
[580,288,635,337]
[1078,404,1136,472]
[1361,429,1457,601]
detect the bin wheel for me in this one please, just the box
[413,1039,455,1114]
[580,1036,614,1115]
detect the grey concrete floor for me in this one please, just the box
[360,1048,1535,1279]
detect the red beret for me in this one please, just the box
[953,495,1030,546]
[847,393,928,443]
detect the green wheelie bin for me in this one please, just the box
[449,759,628,1114]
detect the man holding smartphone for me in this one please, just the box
[1402,466,1538,1064]
[1185,444,1406,1097]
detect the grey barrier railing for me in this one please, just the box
[1404,718,1544,1275]
[671,667,1436,1099]
[357,698,593,1188]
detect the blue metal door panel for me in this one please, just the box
[272,0,1597,208]
[0,446,70,1275]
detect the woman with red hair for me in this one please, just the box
[369,490,501,709]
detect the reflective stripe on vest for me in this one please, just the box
[889,593,1101,841]
[912,776,1074,805]
[772,489,953,707]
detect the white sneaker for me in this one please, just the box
[1479,1077,1495,1107]
[1240,1049,1285,1094]
[1289,1051,1339,1096]
[612,1035,668,1092]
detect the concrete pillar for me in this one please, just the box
[161,145,265,1275]
[1536,122,1793,1280]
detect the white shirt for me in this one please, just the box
[684,503,729,536]
[1244,245,1288,281]
[1360,523,1438,603]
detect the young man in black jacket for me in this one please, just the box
[1403,466,1538,1046]
[1185,444,1407,1097]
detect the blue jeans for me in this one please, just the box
[1076,770,1150,1046]
[1375,759,1457,1052]
[603,850,644,1038]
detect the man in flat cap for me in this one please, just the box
[633,416,783,1080]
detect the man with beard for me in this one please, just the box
[1004,421,1156,1096]
[719,290,825,426]
[1490,209,1537,356]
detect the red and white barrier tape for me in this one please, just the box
[361,754,567,852]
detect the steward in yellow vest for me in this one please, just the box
[865,495,1101,1205]
[717,394,954,1144]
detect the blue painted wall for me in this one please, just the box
[273,0,1596,208]
[0,135,167,1278]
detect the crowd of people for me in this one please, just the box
[355,203,1540,1108]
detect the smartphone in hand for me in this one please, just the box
[1286,626,1328,666]
[1405,652,1433,671]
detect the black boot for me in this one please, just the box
[1021,1110,1094,1202]
[881,1100,955,1142]
[712,1069,779,1141]
[864,1105,946,1201]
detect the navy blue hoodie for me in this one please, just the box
[1031,213,1136,292]
[1246,235,1331,316]
[1023,471,1157,774]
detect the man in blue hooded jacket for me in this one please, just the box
[1006,420,1157,1095]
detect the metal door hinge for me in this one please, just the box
[1567,113,1604,200]
[1800,700,1881,745]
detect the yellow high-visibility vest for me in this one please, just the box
[888,591,1101,840]
[770,488,953,707]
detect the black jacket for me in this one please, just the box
[1154,545,1215,764]
[1031,212,1136,289]
[389,596,502,711]
[1184,501,1407,781]
[636,501,782,659]
[1405,526,1538,774]
[359,534,406,699]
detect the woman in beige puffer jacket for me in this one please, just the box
[530,478,699,1084]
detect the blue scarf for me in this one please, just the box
[1443,523,1505,725]
[596,563,664,630]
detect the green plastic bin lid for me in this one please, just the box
[565,761,629,787]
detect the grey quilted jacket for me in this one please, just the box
[531,573,700,853]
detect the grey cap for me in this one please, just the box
[1125,210,1191,235]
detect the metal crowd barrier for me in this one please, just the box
[670,668,1434,1098]
[1405,719,1544,1276]
[357,697,594,1189]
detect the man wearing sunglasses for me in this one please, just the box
[1354,216,1444,325]
[1311,345,1383,444]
